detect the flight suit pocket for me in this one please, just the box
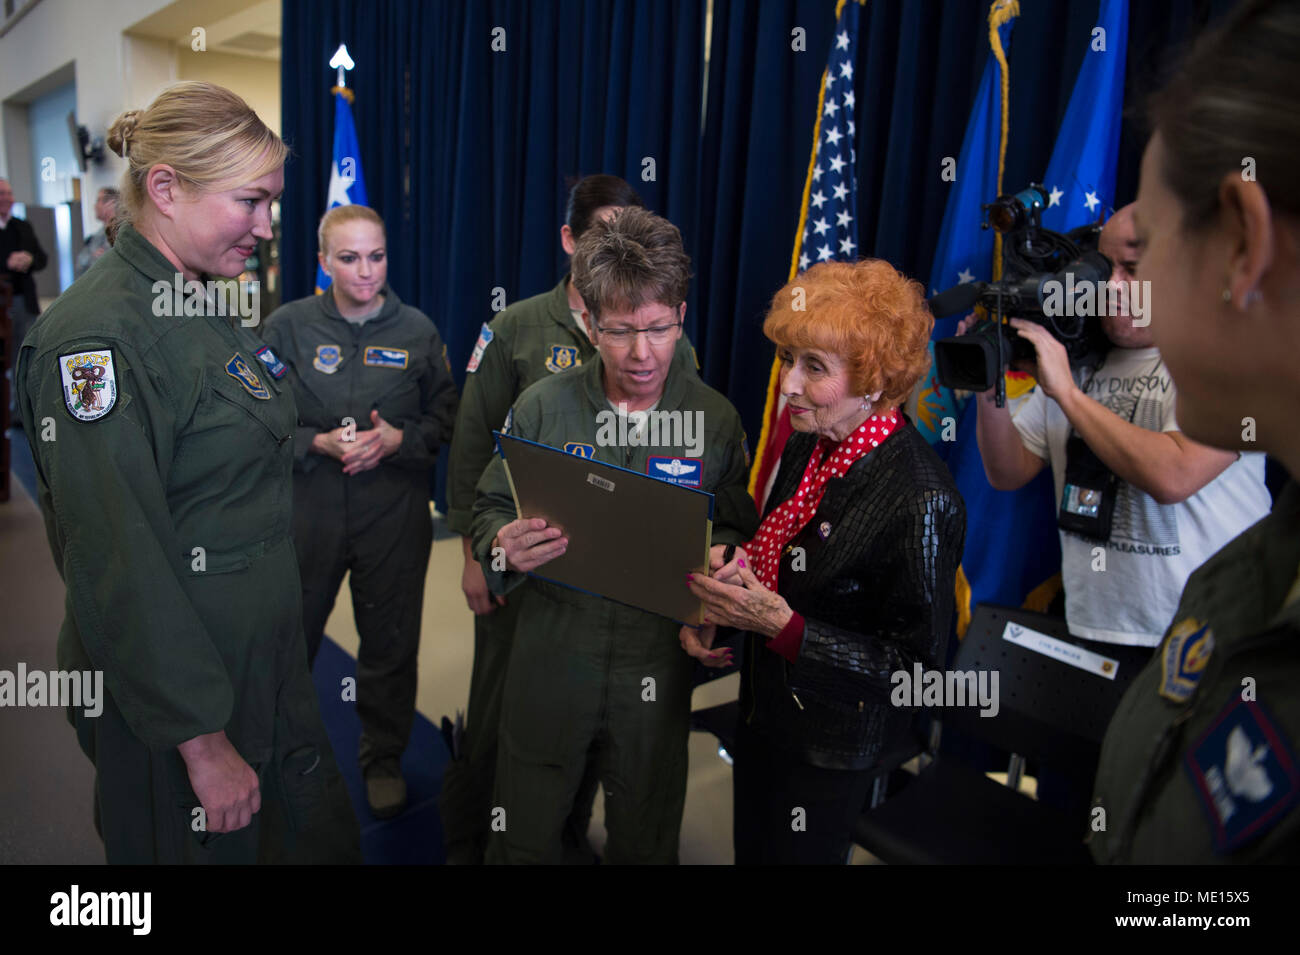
[164,748,265,854]
[278,745,328,834]
[182,547,251,576]
[209,380,288,446]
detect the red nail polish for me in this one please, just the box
[686,574,695,582]
[738,558,746,569]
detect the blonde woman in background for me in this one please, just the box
[261,204,457,820]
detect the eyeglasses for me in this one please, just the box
[595,322,682,347]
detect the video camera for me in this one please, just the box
[929,184,1112,406]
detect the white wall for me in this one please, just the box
[0,0,176,234]
[178,48,279,134]
[1,0,281,240]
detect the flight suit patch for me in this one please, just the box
[225,354,271,400]
[313,345,342,374]
[466,324,493,373]
[254,344,287,379]
[1184,697,1299,853]
[564,442,595,459]
[58,349,118,421]
[545,345,580,373]
[647,456,702,487]
[1159,617,1215,702]
[363,346,409,369]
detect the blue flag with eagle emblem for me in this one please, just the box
[914,1,1062,638]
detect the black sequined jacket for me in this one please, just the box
[738,421,966,771]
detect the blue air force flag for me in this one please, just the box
[1039,0,1128,233]
[914,2,1018,447]
[315,89,370,293]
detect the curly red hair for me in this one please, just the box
[762,259,933,408]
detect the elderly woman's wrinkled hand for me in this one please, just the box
[707,544,749,585]
[687,561,793,638]
[678,623,732,668]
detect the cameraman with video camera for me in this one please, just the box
[967,203,1271,662]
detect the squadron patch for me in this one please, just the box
[545,345,580,374]
[313,344,342,374]
[363,346,409,369]
[466,324,494,373]
[59,350,117,421]
[254,344,288,379]
[1159,617,1215,703]
[1184,697,1299,853]
[225,354,271,400]
[564,442,595,459]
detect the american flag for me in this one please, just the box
[797,5,860,274]
[750,0,862,508]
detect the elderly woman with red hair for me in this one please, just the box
[685,259,966,864]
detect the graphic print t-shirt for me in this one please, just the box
[1012,347,1271,646]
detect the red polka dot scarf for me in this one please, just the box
[747,410,901,591]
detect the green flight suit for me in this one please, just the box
[471,351,757,864]
[439,276,699,863]
[261,287,457,776]
[1090,480,1300,863]
[16,224,360,864]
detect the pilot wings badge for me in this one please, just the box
[648,456,702,487]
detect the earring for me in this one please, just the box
[1221,287,1232,303]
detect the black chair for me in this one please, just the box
[852,604,1140,864]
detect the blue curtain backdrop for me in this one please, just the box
[280,0,1237,507]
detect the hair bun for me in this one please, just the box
[106,109,142,158]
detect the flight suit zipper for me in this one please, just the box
[1108,706,1195,862]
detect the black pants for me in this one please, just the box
[733,720,874,865]
[294,472,432,775]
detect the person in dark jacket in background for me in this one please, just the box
[686,259,966,865]
[261,204,458,820]
[0,176,49,351]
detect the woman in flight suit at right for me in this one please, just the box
[1090,0,1300,863]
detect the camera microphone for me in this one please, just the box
[928,281,984,318]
